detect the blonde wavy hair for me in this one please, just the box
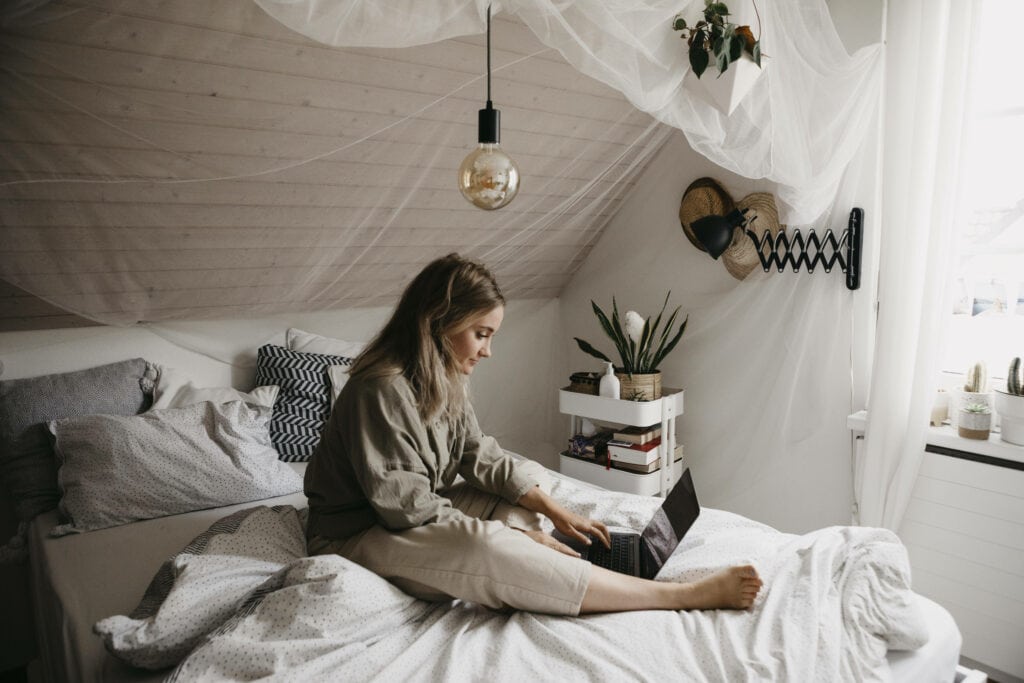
[349,253,505,422]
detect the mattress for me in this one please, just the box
[28,462,962,682]
[28,463,310,683]
[889,594,962,682]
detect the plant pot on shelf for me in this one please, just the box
[615,371,662,401]
[957,406,992,440]
[685,54,765,115]
[994,390,1024,446]
[950,389,991,429]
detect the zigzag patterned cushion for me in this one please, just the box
[255,345,356,461]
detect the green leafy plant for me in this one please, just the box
[574,293,688,374]
[672,1,762,79]
[963,402,991,415]
[1007,357,1022,396]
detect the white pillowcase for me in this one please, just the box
[327,365,352,404]
[94,505,306,670]
[286,328,365,403]
[48,401,303,536]
[152,365,278,410]
[285,327,365,359]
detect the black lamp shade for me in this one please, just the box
[692,209,748,260]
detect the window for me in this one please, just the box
[941,0,1024,386]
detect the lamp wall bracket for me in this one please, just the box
[745,207,863,290]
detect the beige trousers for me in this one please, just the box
[308,460,591,616]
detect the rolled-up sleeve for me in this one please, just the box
[457,403,540,503]
[341,380,468,531]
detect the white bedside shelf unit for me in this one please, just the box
[558,387,684,497]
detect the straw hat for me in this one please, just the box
[678,177,735,252]
[722,192,785,280]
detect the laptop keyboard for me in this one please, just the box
[588,534,634,574]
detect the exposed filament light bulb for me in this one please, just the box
[458,101,519,210]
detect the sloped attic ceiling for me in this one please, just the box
[0,1,672,330]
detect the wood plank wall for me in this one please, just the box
[899,451,1024,677]
[0,0,671,329]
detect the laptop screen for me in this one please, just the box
[639,468,701,576]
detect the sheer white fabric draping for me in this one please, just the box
[254,0,883,225]
[856,0,980,530]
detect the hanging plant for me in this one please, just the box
[672,1,762,79]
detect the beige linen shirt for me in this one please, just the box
[304,372,539,540]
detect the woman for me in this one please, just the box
[305,253,761,615]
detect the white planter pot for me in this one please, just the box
[949,389,992,429]
[685,54,765,115]
[994,390,1024,445]
[957,409,991,440]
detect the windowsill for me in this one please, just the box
[846,409,1024,466]
[925,424,1024,465]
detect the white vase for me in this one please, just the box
[685,53,765,115]
[994,390,1024,446]
[599,362,620,399]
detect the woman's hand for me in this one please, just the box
[517,485,610,550]
[520,529,581,557]
[548,509,611,550]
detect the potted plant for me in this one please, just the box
[952,360,990,430]
[574,293,688,401]
[958,402,992,440]
[994,356,1024,445]
[672,1,764,114]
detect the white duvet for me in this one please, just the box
[166,474,928,682]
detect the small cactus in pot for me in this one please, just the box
[994,356,1024,445]
[954,360,991,431]
[958,401,992,440]
[1008,357,1022,396]
[964,360,988,393]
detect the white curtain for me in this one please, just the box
[255,0,883,225]
[856,0,980,530]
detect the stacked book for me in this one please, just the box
[606,425,682,474]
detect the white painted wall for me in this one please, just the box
[555,0,886,533]
[0,299,563,467]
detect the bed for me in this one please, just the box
[0,341,962,682]
[24,459,960,682]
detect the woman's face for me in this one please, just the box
[447,306,504,375]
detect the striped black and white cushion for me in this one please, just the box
[255,345,355,461]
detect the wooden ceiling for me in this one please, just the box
[0,0,670,328]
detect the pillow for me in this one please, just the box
[47,401,303,536]
[285,328,364,403]
[94,504,306,670]
[151,364,278,410]
[0,358,155,523]
[328,365,351,405]
[285,327,366,359]
[255,345,355,462]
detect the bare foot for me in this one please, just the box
[676,565,762,610]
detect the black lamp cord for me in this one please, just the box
[486,5,492,106]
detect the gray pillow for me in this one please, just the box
[0,359,155,523]
[48,401,303,536]
[94,504,306,670]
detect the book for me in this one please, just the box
[612,425,661,445]
[612,445,683,474]
[607,437,662,465]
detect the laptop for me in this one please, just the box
[556,468,700,579]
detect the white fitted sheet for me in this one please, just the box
[29,461,961,682]
[28,463,309,683]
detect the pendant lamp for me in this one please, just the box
[458,5,520,210]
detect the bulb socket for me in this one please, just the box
[478,102,500,144]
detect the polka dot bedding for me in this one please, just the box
[121,471,931,682]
